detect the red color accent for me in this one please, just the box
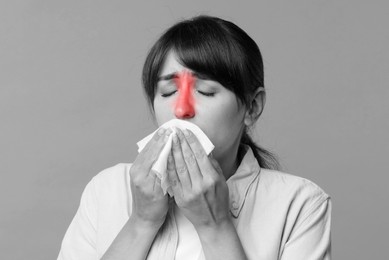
[174,71,196,118]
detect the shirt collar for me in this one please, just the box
[226,145,261,218]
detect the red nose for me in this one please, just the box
[174,71,196,119]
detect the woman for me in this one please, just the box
[58,15,331,260]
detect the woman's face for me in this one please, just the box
[153,51,247,160]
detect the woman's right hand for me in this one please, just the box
[102,128,172,259]
[129,127,172,229]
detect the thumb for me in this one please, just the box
[208,153,223,176]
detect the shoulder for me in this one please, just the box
[259,169,329,198]
[256,170,332,258]
[256,169,331,217]
[92,163,132,183]
[86,163,133,199]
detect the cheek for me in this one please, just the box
[198,94,242,122]
[153,98,175,125]
[197,97,245,143]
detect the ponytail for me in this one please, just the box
[240,131,280,170]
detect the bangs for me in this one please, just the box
[169,19,249,103]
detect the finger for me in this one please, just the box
[137,128,172,170]
[176,128,203,186]
[171,131,192,189]
[140,127,170,155]
[167,151,182,197]
[150,170,164,194]
[182,129,220,180]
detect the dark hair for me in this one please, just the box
[142,15,280,170]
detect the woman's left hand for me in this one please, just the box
[167,128,230,230]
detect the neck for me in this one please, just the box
[216,145,244,180]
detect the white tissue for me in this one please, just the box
[136,119,214,194]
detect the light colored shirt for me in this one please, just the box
[58,147,331,260]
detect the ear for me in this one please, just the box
[244,87,266,126]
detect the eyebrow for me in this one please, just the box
[157,72,209,81]
[157,73,178,81]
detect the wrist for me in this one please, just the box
[195,217,235,242]
[128,214,164,234]
[195,218,247,260]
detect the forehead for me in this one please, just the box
[159,51,192,77]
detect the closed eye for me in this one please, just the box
[161,91,177,97]
[161,90,215,97]
[197,90,215,97]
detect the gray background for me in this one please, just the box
[1,0,388,259]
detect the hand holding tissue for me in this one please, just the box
[137,119,214,195]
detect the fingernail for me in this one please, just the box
[165,128,172,136]
[157,128,166,136]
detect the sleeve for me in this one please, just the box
[57,178,99,260]
[281,197,332,260]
